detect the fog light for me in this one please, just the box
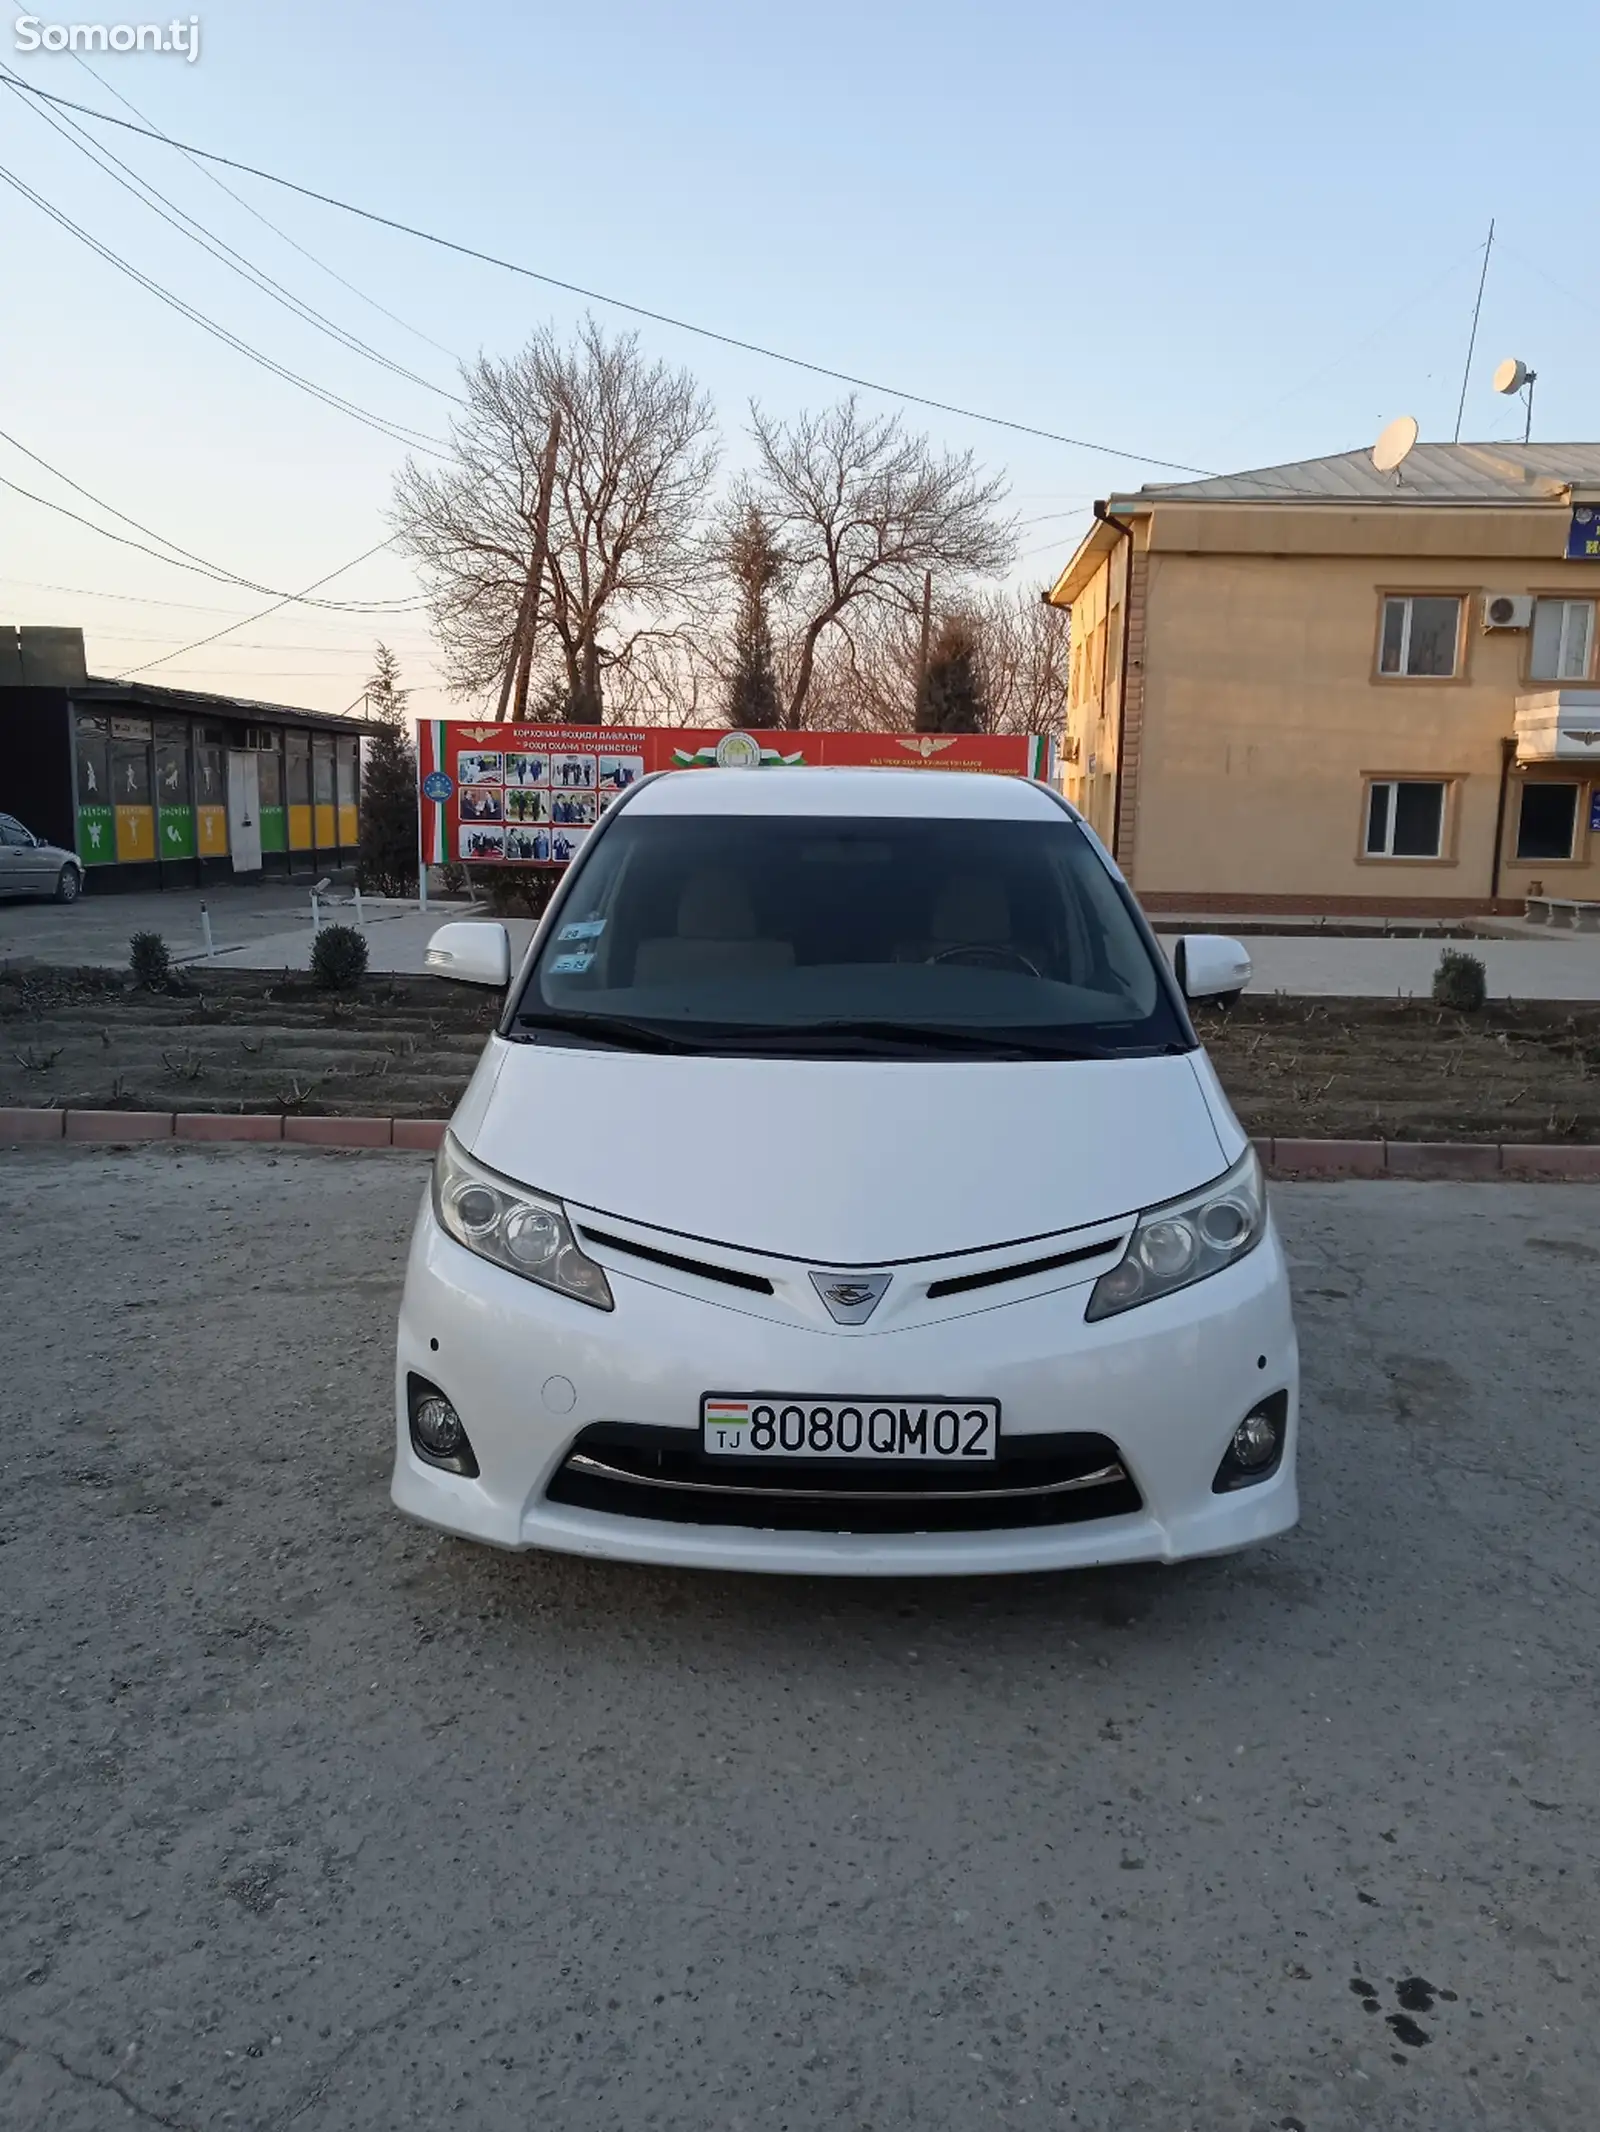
[407,1376,479,1476]
[1211,1390,1288,1493]
[1230,1409,1279,1469]
[414,1395,464,1458]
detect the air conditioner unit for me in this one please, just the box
[1483,592,1534,630]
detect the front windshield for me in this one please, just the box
[512,810,1189,1059]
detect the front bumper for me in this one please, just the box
[390,1192,1299,1576]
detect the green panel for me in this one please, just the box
[258,804,287,855]
[158,806,197,860]
[77,805,116,866]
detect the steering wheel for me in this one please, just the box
[926,942,1041,977]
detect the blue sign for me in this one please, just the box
[421,770,454,801]
[1566,507,1600,561]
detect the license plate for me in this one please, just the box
[701,1396,999,1461]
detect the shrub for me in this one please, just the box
[467,865,559,920]
[311,922,370,991]
[1432,946,1487,1013]
[437,860,469,896]
[129,931,172,989]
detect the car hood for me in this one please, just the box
[458,1039,1228,1265]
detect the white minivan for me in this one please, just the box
[392,767,1297,1576]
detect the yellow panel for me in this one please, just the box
[114,805,154,862]
[288,804,313,851]
[197,805,228,856]
[314,804,338,848]
[337,803,359,847]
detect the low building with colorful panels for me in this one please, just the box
[2,627,375,889]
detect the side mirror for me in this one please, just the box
[424,920,511,988]
[1174,933,1252,1003]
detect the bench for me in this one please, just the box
[1525,895,1600,932]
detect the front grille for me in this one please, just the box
[545,1422,1142,1535]
[577,1226,774,1295]
[925,1235,1123,1300]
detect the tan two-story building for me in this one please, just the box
[1047,443,1600,913]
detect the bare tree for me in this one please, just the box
[967,586,1071,738]
[790,585,1066,743]
[735,397,1015,727]
[392,317,719,719]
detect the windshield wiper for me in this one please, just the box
[512,1009,700,1054]
[703,1019,1148,1060]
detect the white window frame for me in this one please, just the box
[1378,595,1463,679]
[1530,598,1595,683]
[1365,778,1448,859]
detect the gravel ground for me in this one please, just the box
[1,1149,1596,2131]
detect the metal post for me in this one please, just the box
[200,901,214,959]
[310,889,320,932]
[353,885,366,930]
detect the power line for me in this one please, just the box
[112,536,403,678]
[0,466,420,612]
[0,573,432,622]
[0,65,457,400]
[0,421,414,602]
[66,49,462,362]
[5,79,1216,478]
[0,159,450,456]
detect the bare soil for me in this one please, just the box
[1193,995,1600,1143]
[2,967,1598,1140]
[0,965,497,1119]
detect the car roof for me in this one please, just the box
[623,766,1072,822]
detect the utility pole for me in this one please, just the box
[493,413,562,722]
[915,570,933,711]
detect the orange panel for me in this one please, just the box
[314,804,337,848]
[114,805,154,862]
[197,805,228,856]
[288,804,313,851]
[337,803,359,847]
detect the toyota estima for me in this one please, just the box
[393,767,1297,1575]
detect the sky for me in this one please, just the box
[3,0,1598,714]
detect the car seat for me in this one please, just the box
[633,871,796,987]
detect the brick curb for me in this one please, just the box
[1,1107,1599,1177]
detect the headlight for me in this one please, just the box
[1085,1147,1265,1321]
[433,1133,613,1311]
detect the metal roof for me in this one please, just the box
[1114,442,1600,508]
[75,676,380,735]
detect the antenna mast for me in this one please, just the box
[1453,218,1495,444]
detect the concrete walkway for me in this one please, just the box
[207,912,1600,1000]
[1151,929,1600,1001]
[7,885,1599,998]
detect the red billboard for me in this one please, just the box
[417,723,1054,867]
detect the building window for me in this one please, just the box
[154,720,191,808]
[1515,781,1581,862]
[111,732,152,806]
[74,712,110,805]
[1378,595,1463,678]
[1530,599,1595,682]
[1365,779,1447,858]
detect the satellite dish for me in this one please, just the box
[1494,357,1528,396]
[1372,415,1419,475]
